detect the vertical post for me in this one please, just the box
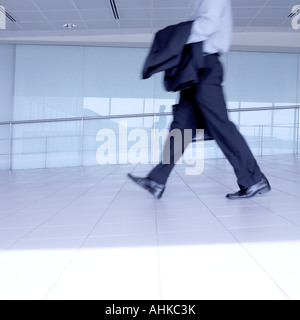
[45,136,48,169]
[152,114,157,166]
[297,108,300,155]
[297,122,300,155]
[293,107,298,155]
[80,118,84,167]
[142,99,145,128]
[260,125,264,157]
[9,122,12,171]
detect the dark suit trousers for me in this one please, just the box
[148,54,264,189]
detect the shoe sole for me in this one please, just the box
[227,186,271,200]
[127,174,150,191]
[149,188,165,200]
[127,174,164,200]
[258,186,272,195]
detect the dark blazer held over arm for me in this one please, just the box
[142,21,204,92]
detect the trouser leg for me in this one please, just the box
[195,55,264,188]
[148,88,199,185]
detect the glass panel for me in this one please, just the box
[83,97,110,117]
[228,111,240,126]
[0,45,14,122]
[110,98,144,116]
[0,124,10,170]
[13,137,46,155]
[84,116,156,166]
[46,136,81,168]
[227,52,298,106]
[240,110,272,126]
[263,125,296,155]
[13,153,46,170]
[273,109,297,125]
[12,121,81,169]
[1,43,300,169]
[239,110,273,156]
[14,45,85,121]
[239,125,262,157]
[298,54,300,106]
[83,47,153,99]
[205,140,226,159]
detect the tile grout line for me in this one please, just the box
[204,160,300,199]
[197,167,300,229]
[0,170,77,221]
[174,169,292,300]
[248,200,300,230]
[43,165,136,300]
[0,166,107,222]
[0,165,120,256]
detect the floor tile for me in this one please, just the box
[46,246,160,300]
[158,244,288,300]
[0,156,300,300]
[219,213,290,229]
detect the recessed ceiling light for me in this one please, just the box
[63,24,77,29]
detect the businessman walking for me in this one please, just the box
[128,0,271,200]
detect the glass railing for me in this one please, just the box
[0,105,299,170]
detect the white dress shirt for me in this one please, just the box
[186,0,233,54]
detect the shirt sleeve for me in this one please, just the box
[187,0,227,43]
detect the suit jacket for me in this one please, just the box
[142,21,204,92]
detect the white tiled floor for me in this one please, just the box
[0,155,300,300]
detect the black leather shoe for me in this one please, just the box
[127,174,165,199]
[226,177,271,200]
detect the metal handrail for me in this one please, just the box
[0,105,299,126]
[0,104,299,170]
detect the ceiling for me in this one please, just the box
[0,0,300,51]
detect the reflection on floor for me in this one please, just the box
[0,155,300,300]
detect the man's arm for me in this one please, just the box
[187,0,227,43]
